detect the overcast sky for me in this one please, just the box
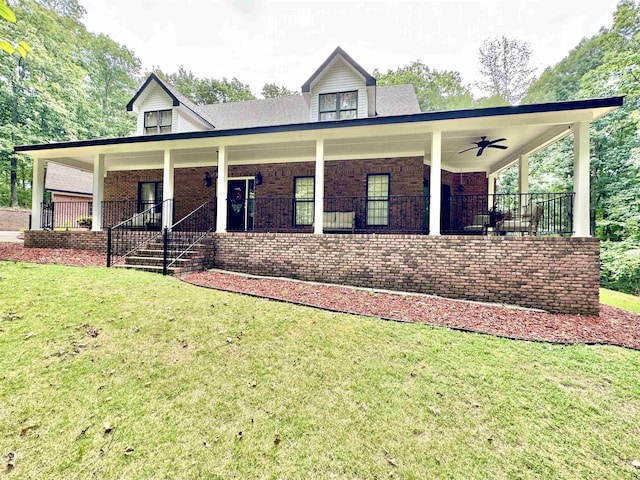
[79,0,620,97]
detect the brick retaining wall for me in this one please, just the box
[0,207,30,230]
[25,230,108,252]
[212,233,600,315]
[23,230,600,315]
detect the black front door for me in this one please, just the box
[227,179,255,231]
[441,184,451,233]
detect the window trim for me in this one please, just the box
[293,176,315,227]
[143,109,172,135]
[366,173,390,227]
[319,91,358,121]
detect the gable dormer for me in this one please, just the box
[301,47,376,122]
[126,73,214,135]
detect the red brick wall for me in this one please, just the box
[212,233,600,315]
[23,229,601,315]
[104,158,431,229]
[0,207,30,230]
[25,230,108,253]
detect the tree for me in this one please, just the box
[159,66,256,105]
[477,35,535,104]
[261,83,298,98]
[374,60,473,112]
[0,0,142,207]
[0,0,32,206]
[83,33,140,137]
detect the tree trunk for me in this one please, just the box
[10,154,18,207]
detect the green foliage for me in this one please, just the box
[0,0,141,206]
[374,60,474,112]
[600,238,640,295]
[515,1,640,282]
[76,215,91,228]
[261,82,298,98]
[156,66,256,105]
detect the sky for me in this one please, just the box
[79,0,621,97]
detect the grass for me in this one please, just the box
[601,288,640,314]
[1,261,639,479]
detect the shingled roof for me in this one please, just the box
[127,73,214,128]
[45,163,93,195]
[198,85,421,129]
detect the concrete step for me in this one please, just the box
[124,256,200,267]
[133,248,201,258]
[114,264,183,274]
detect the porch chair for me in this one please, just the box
[496,203,543,236]
[463,214,490,234]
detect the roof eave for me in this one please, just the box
[126,73,180,112]
[301,46,376,93]
[15,96,624,154]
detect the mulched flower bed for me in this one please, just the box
[1,243,638,350]
[0,243,105,267]
[183,270,640,351]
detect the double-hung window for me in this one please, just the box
[144,110,172,134]
[319,91,357,121]
[294,177,315,226]
[366,174,390,226]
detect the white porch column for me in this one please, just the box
[518,154,529,195]
[573,121,591,237]
[428,131,442,236]
[216,146,228,233]
[91,154,105,231]
[314,139,325,235]
[162,149,174,229]
[30,158,45,230]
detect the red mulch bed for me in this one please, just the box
[2,243,639,350]
[183,270,640,351]
[0,243,105,267]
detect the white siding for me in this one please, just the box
[134,84,174,135]
[178,110,207,132]
[310,57,368,122]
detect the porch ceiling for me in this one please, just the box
[18,98,620,175]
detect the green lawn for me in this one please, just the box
[1,261,639,479]
[601,288,640,314]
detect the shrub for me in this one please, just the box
[600,239,640,296]
[76,216,92,229]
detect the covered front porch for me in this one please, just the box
[36,191,574,236]
[21,98,622,240]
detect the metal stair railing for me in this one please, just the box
[161,200,217,275]
[106,199,171,267]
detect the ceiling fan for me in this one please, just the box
[459,136,508,157]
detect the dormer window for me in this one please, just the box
[319,91,357,121]
[144,109,172,134]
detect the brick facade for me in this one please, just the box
[212,233,600,315]
[25,230,108,253]
[0,207,30,230]
[103,158,488,233]
[23,229,601,315]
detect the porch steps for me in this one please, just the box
[114,234,215,275]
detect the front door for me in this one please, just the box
[227,178,255,231]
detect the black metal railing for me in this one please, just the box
[40,201,93,230]
[101,200,139,229]
[240,195,429,234]
[448,192,573,235]
[106,199,171,267]
[161,200,216,274]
